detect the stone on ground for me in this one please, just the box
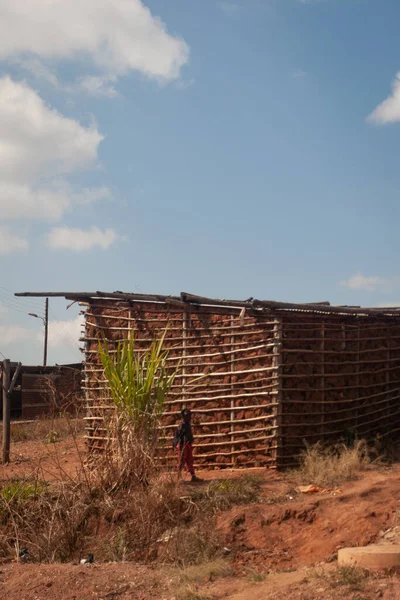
[338,545,400,570]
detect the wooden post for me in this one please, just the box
[355,326,360,433]
[386,327,391,434]
[2,359,11,464]
[272,319,283,468]
[43,297,49,367]
[320,322,325,439]
[182,311,187,404]
[341,323,346,350]
[230,314,235,466]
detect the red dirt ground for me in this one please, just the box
[2,437,400,599]
[0,438,85,484]
[218,467,400,574]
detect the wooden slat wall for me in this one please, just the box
[82,301,278,468]
[279,315,400,467]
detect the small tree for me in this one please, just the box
[98,331,177,489]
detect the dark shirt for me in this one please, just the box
[173,420,194,448]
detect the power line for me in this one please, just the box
[47,310,82,360]
[0,294,45,317]
[0,291,82,362]
[0,288,44,310]
[48,308,82,349]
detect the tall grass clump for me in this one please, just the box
[295,440,370,487]
[97,331,178,490]
[188,475,262,515]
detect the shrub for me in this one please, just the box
[188,475,261,515]
[97,331,178,490]
[295,440,370,487]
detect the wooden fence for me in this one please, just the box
[82,300,279,468]
[15,291,400,469]
[279,315,400,466]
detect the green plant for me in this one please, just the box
[1,480,45,505]
[333,566,366,588]
[97,331,179,490]
[98,331,175,438]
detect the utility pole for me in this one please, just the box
[28,297,49,367]
[44,297,49,367]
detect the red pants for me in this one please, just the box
[178,443,195,475]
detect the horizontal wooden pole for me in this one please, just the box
[278,407,400,439]
[84,411,276,428]
[281,364,400,379]
[282,356,400,368]
[282,345,400,356]
[192,443,274,459]
[281,323,398,332]
[282,378,400,394]
[83,327,275,343]
[282,334,400,343]
[158,425,269,440]
[85,314,277,331]
[280,399,400,429]
[282,386,400,406]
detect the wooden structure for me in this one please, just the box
[0,363,82,421]
[15,291,400,468]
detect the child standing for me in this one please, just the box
[173,408,201,482]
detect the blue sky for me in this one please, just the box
[1,0,400,364]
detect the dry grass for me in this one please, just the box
[5,417,84,444]
[161,519,221,566]
[0,335,260,570]
[175,585,212,600]
[177,560,232,583]
[294,440,370,487]
[187,475,262,515]
[246,569,267,583]
[0,461,261,566]
[308,565,370,593]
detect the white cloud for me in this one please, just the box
[340,273,400,292]
[19,60,119,98]
[46,226,119,251]
[77,75,118,98]
[0,324,35,345]
[0,0,189,85]
[18,58,60,89]
[47,315,82,350]
[0,227,29,255]
[367,72,400,125]
[0,182,110,222]
[0,77,102,181]
[0,76,109,224]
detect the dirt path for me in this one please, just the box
[0,563,167,600]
